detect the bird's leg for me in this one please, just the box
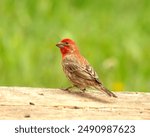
[64,85,75,91]
[64,85,86,93]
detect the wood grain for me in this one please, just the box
[0,87,149,120]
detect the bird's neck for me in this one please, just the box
[60,48,69,57]
[60,48,79,59]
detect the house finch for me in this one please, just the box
[56,38,117,98]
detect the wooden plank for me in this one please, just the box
[0,87,150,120]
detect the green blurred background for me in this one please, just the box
[0,0,149,92]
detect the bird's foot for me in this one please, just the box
[64,86,74,91]
[62,86,86,93]
[61,86,75,92]
[81,88,86,93]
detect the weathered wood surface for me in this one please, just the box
[0,87,149,120]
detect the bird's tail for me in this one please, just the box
[95,84,117,98]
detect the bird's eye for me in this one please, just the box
[65,42,69,45]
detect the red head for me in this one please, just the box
[56,38,79,58]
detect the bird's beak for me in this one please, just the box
[56,42,64,48]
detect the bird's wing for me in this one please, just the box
[63,60,100,83]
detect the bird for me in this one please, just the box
[56,38,117,98]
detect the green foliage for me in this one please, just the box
[0,0,149,91]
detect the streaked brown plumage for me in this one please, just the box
[56,38,117,98]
